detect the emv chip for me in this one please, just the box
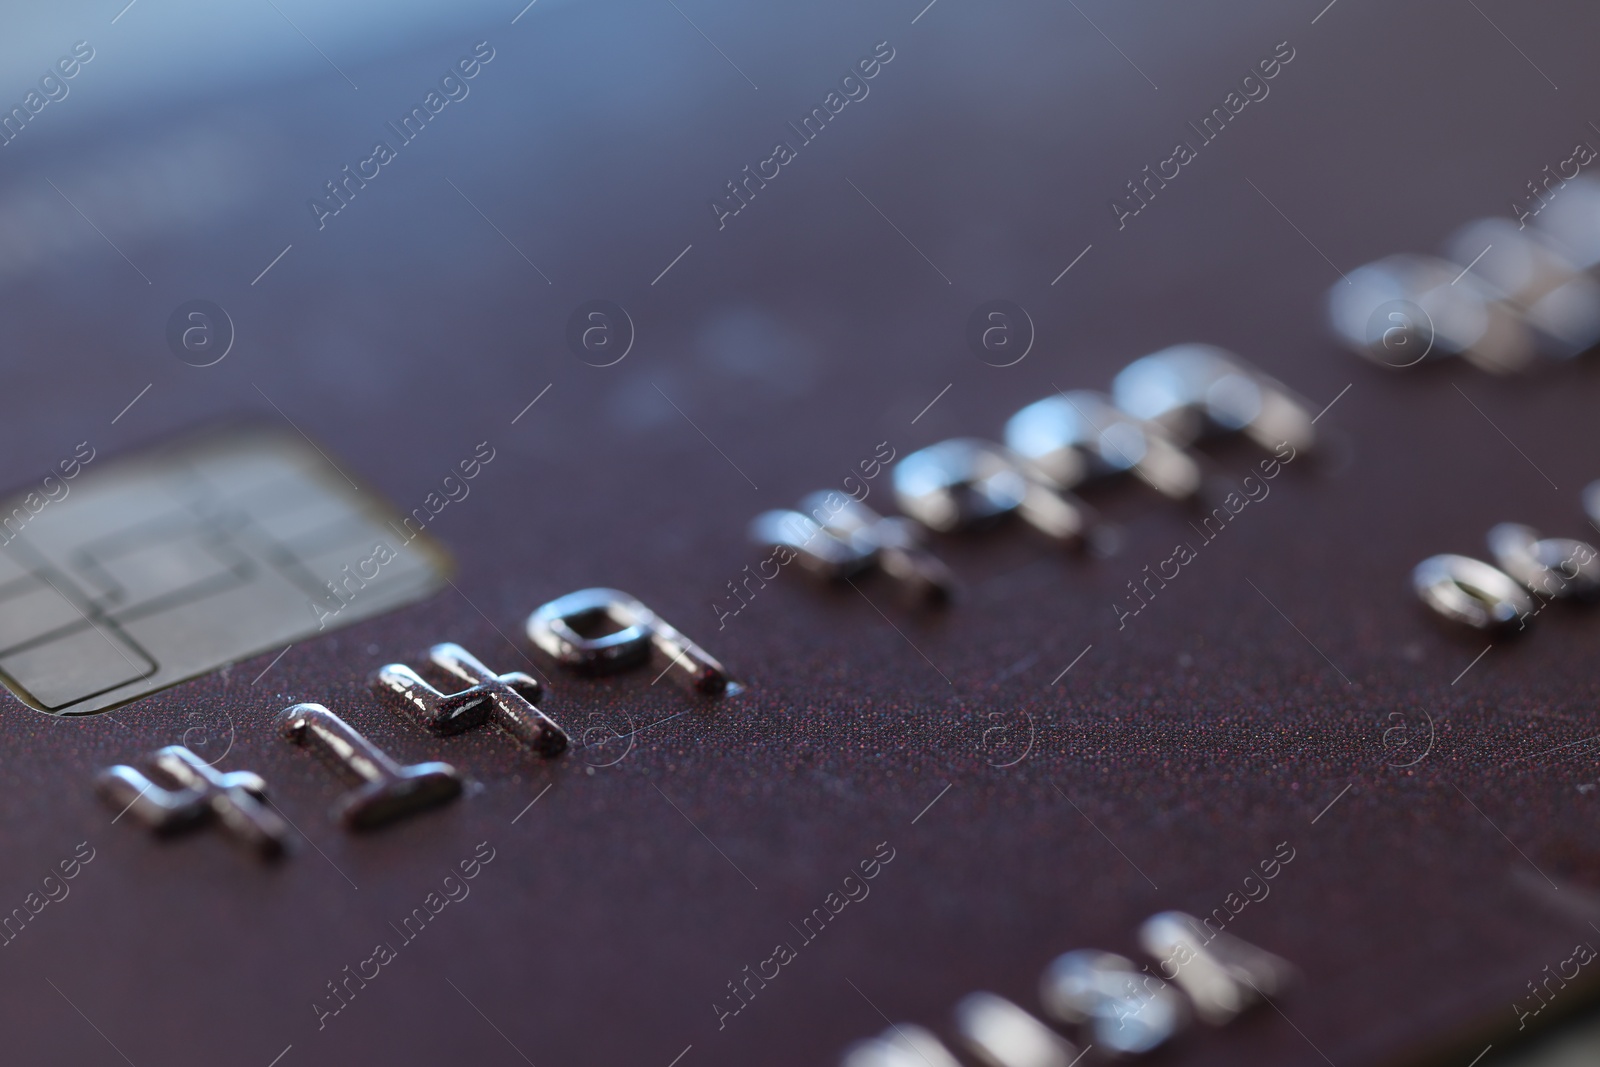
[0,426,449,715]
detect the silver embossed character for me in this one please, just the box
[1447,218,1600,359]
[953,991,1080,1067]
[1004,390,1202,501]
[893,438,1095,546]
[97,745,290,860]
[1038,949,1188,1055]
[1113,344,1318,453]
[750,493,955,604]
[1412,554,1536,632]
[527,588,731,694]
[371,643,568,757]
[1325,255,1533,374]
[1487,522,1600,601]
[1137,910,1297,1025]
[840,1024,963,1067]
[750,504,876,580]
[280,702,463,829]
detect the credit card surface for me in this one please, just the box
[1,2,1599,1066]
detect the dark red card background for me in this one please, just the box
[1,1,1599,1064]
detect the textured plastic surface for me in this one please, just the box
[0,1,1598,1065]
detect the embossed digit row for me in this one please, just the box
[95,589,732,860]
[1413,486,1600,633]
[840,910,1295,1066]
[1329,176,1600,374]
[752,344,1318,602]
